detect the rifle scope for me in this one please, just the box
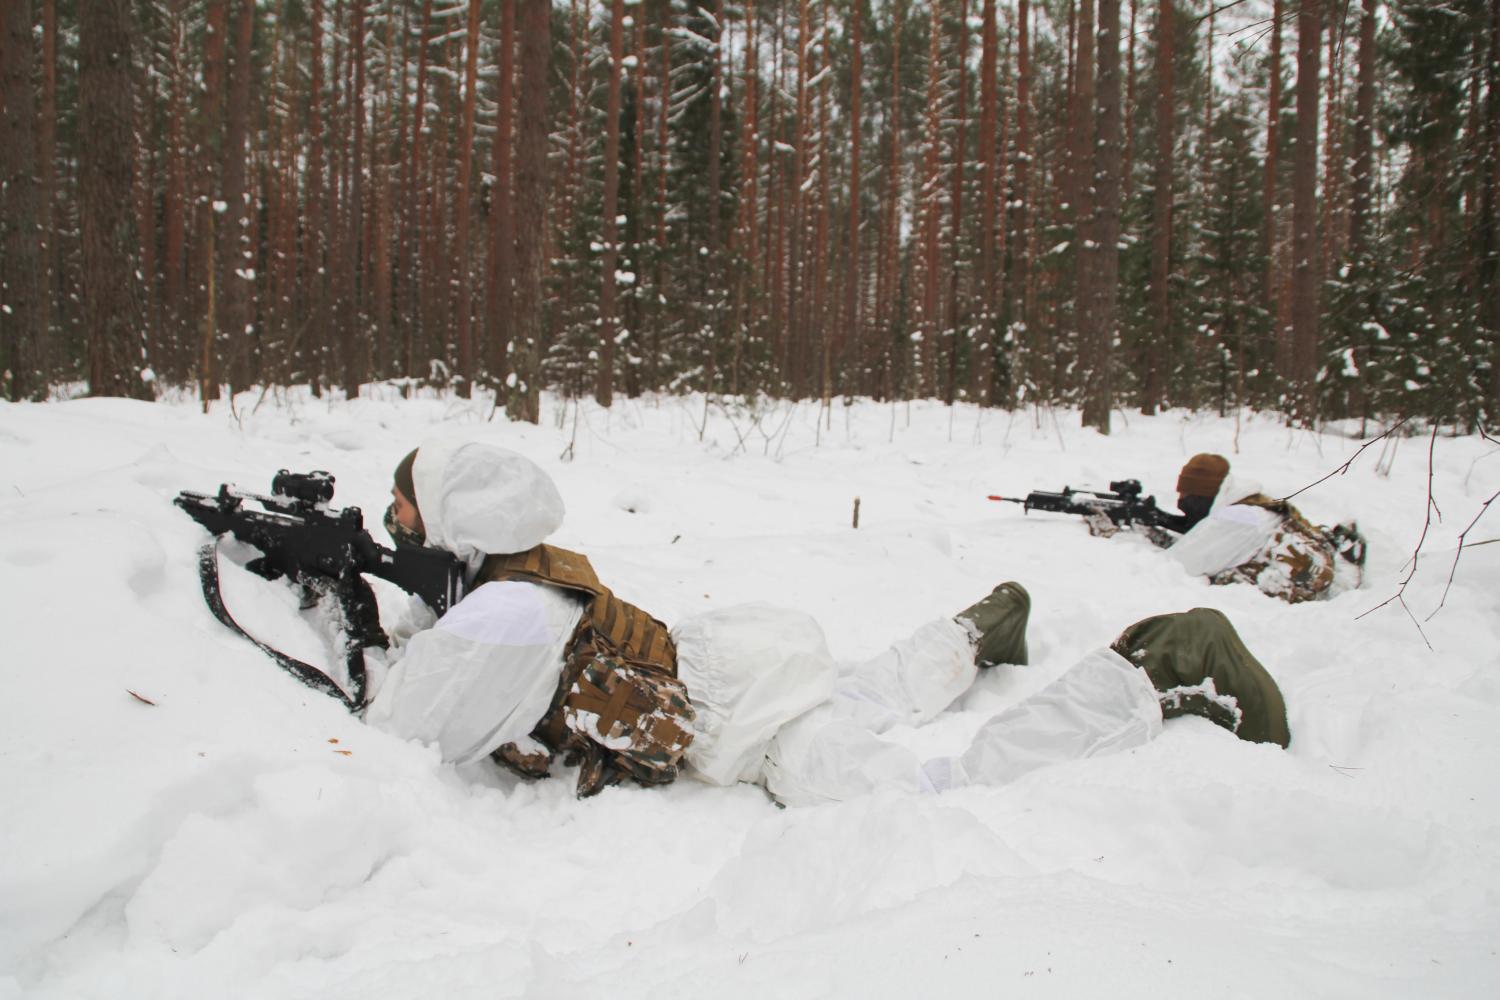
[271,469,336,507]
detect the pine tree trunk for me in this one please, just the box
[344,0,366,396]
[487,0,516,394]
[815,6,833,409]
[370,10,395,381]
[976,0,997,404]
[134,69,158,378]
[79,0,147,398]
[455,0,481,394]
[1073,0,1097,399]
[1349,0,1375,261]
[946,0,970,406]
[1321,5,1346,278]
[653,5,672,393]
[197,0,228,403]
[918,0,942,398]
[875,0,904,400]
[1291,0,1322,420]
[597,0,625,407]
[1290,0,1326,419]
[732,0,760,395]
[1143,0,1173,414]
[1124,0,1136,199]
[845,0,865,396]
[404,0,432,379]
[1484,0,1500,418]
[1265,0,1283,313]
[707,0,725,393]
[39,0,59,381]
[1,0,48,401]
[1082,0,1123,432]
[511,0,550,422]
[306,0,327,389]
[1012,0,1032,400]
[222,0,254,390]
[1,0,46,399]
[162,3,188,379]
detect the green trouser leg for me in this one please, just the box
[1110,607,1290,747]
[956,582,1030,668]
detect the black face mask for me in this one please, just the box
[1178,494,1214,529]
[384,502,427,548]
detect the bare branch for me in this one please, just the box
[1426,487,1500,620]
[1357,425,1440,639]
[1279,416,1410,504]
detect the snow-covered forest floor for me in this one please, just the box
[2,389,1497,999]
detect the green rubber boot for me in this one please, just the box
[956,581,1030,668]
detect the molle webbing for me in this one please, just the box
[478,544,677,675]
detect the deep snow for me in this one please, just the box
[1,389,1497,999]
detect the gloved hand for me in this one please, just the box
[340,577,389,650]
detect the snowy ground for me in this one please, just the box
[2,388,1497,999]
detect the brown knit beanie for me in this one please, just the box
[1176,453,1230,500]
[393,448,423,531]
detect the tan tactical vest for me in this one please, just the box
[1211,494,1336,603]
[477,544,689,795]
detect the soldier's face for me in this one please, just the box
[390,487,420,531]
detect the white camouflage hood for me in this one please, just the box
[1210,472,1262,509]
[410,441,565,572]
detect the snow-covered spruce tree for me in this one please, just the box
[1377,0,1495,426]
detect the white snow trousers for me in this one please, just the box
[673,605,1163,806]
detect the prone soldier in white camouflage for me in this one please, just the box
[1161,454,1365,604]
[367,441,1295,806]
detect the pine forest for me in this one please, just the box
[1,0,1496,432]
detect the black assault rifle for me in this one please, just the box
[988,478,1191,534]
[175,470,466,711]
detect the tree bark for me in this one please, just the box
[1265,0,1283,310]
[975,0,997,404]
[1124,0,1136,198]
[707,0,724,392]
[1,0,46,399]
[1291,0,1323,419]
[918,0,942,398]
[946,0,970,405]
[597,0,625,407]
[1082,0,1123,432]
[222,0,254,389]
[1486,0,1499,417]
[1349,0,1376,262]
[486,0,516,393]
[455,0,481,393]
[343,0,367,396]
[1143,0,1173,414]
[511,0,550,422]
[79,0,148,398]
[1073,0,1098,381]
[39,0,59,379]
[1012,0,1032,399]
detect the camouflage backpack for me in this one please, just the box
[1209,495,1336,603]
[479,544,693,796]
[560,657,695,789]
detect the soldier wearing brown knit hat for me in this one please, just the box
[1165,452,1365,603]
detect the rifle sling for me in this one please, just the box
[196,540,366,713]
